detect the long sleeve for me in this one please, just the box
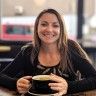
[0,49,26,90]
[0,73,17,90]
[67,52,96,94]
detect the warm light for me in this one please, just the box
[33,0,46,6]
[0,46,11,52]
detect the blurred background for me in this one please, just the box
[0,0,96,71]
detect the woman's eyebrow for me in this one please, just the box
[40,21,47,23]
[40,21,59,24]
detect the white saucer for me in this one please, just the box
[28,91,57,96]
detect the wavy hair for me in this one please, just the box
[31,8,91,73]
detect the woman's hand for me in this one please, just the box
[16,76,32,94]
[49,73,68,96]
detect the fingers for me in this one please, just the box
[50,73,64,83]
[17,82,31,89]
[49,82,63,89]
[17,76,32,94]
[49,82,67,91]
[49,83,68,95]
[17,83,31,94]
[23,76,32,79]
[49,73,68,95]
[17,87,28,94]
[23,76,32,81]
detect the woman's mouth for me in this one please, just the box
[43,33,55,38]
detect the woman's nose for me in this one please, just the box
[46,25,53,32]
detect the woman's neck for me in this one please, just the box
[38,43,60,67]
[40,43,58,54]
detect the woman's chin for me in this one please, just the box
[42,41,57,45]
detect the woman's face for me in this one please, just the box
[37,13,60,44]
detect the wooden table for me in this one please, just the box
[81,90,96,96]
[0,87,19,96]
[71,90,96,96]
[0,87,96,96]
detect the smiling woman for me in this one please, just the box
[0,9,96,96]
[37,13,60,44]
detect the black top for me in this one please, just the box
[0,41,96,94]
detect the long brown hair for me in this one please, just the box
[31,8,91,73]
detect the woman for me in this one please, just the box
[0,9,96,95]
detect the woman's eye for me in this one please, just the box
[53,25,60,28]
[41,23,47,26]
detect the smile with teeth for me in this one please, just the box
[43,33,55,38]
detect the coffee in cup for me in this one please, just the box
[28,75,57,94]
